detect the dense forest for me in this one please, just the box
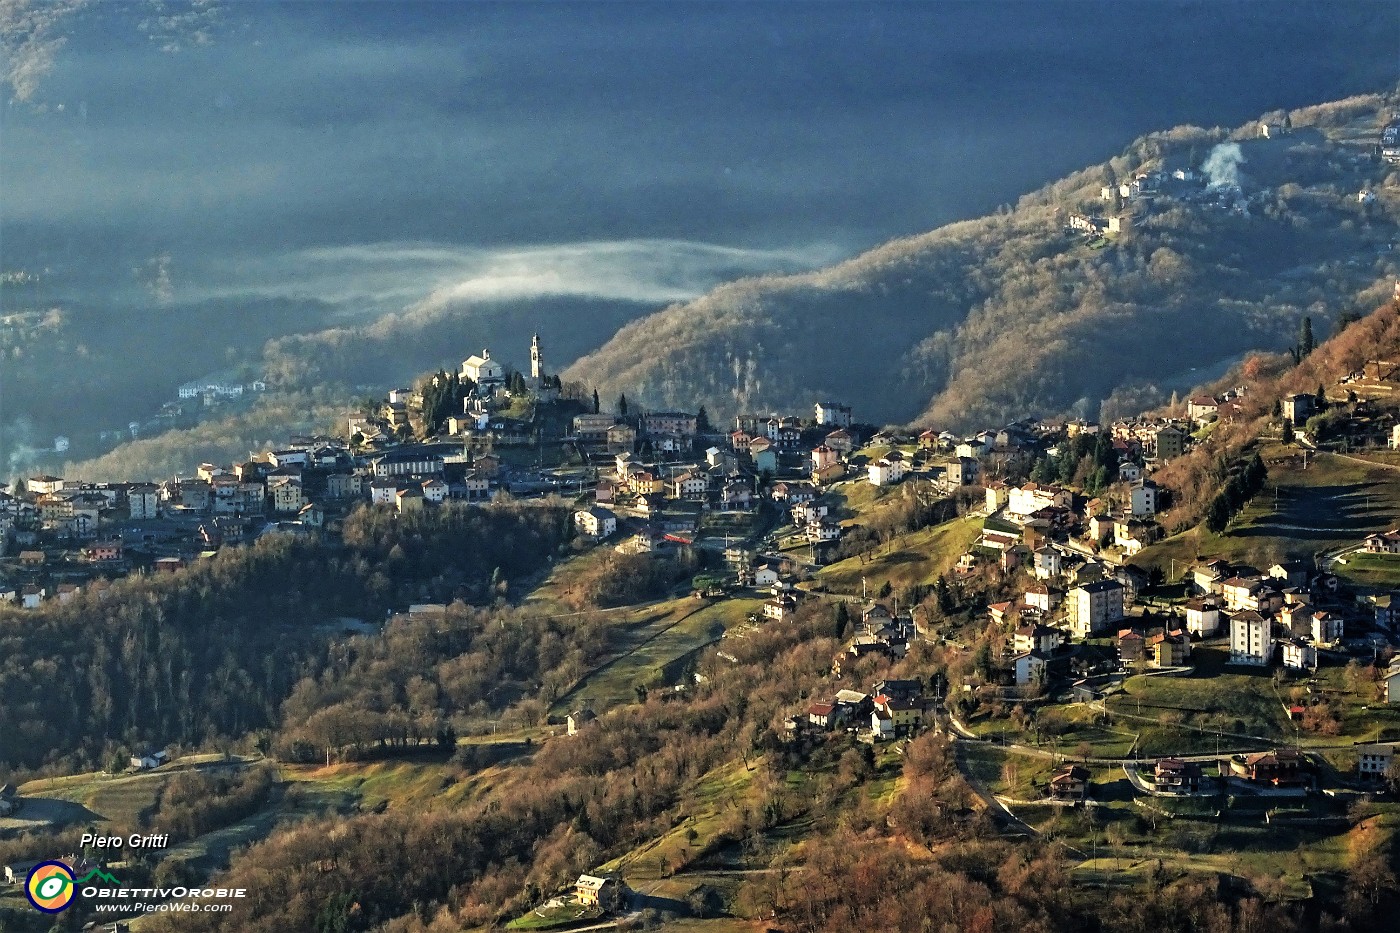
[273,602,613,764]
[566,94,1400,429]
[0,501,571,776]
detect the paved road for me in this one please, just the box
[950,734,1061,848]
[1321,542,1364,571]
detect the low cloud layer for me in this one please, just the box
[198,238,843,315]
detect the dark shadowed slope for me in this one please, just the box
[566,94,1400,429]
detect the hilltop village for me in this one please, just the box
[4,330,1190,609]
[5,101,1400,927]
[7,316,1400,730]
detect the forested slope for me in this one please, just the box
[0,502,571,774]
[567,93,1400,428]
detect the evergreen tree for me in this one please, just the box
[592,388,600,414]
[1315,383,1327,409]
[974,643,993,680]
[1300,316,1315,357]
[1245,453,1268,493]
[935,575,954,613]
[1281,419,1295,443]
[834,601,850,639]
[696,406,711,433]
[1093,432,1117,471]
[618,394,628,416]
[1205,495,1231,533]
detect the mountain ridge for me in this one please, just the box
[565,92,1400,430]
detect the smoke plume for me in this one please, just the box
[1202,142,1245,190]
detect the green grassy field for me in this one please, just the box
[12,757,264,834]
[552,597,764,714]
[816,514,983,593]
[602,756,760,881]
[699,510,762,541]
[1335,552,1400,588]
[822,478,899,522]
[1141,447,1400,571]
[962,705,1142,761]
[1104,648,1288,744]
[960,744,1060,799]
[518,546,639,615]
[505,900,602,930]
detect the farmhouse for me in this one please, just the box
[1366,530,1400,554]
[1357,744,1394,782]
[567,709,597,736]
[1385,658,1400,703]
[1232,749,1308,787]
[130,749,169,771]
[1282,393,1317,426]
[574,873,627,911]
[1048,764,1090,800]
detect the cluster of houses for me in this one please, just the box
[177,375,268,405]
[985,567,1133,686]
[785,677,928,744]
[570,403,865,556]
[0,338,591,603]
[830,601,917,678]
[1382,120,1400,165]
[0,435,508,607]
[1049,749,1334,805]
[1178,558,1361,674]
[972,513,1392,695]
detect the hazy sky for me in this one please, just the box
[0,1,1396,462]
[4,1,1397,311]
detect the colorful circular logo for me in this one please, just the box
[25,861,75,913]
